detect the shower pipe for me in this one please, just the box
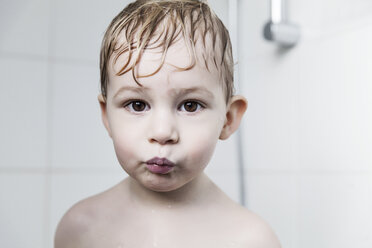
[229,0,247,207]
[263,0,300,47]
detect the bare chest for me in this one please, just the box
[85,216,247,248]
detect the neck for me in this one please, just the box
[126,173,219,209]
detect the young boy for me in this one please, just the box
[55,0,281,247]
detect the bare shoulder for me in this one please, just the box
[54,197,94,248]
[54,181,125,248]
[233,205,281,248]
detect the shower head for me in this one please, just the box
[263,21,300,47]
[263,0,300,48]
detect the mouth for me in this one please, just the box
[145,157,175,174]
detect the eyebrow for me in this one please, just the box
[171,87,215,99]
[113,86,214,99]
[113,86,148,99]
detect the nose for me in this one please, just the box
[147,109,179,145]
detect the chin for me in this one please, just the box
[140,174,191,193]
[143,180,184,193]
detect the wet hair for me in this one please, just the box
[100,0,234,103]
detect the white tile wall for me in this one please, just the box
[51,62,119,169]
[0,173,46,248]
[0,58,48,169]
[298,26,372,171]
[50,0,131,62]
[238,0,277,58]
[240,51,300,171]
[239,1,372,248]
[292,0,372,36]
[297,173,372,248]
[0,0,49,56]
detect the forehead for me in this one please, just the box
[108,36,223,90]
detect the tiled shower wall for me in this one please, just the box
[0,0,239,247]
[239,0,372,247]
[1,0,372,248]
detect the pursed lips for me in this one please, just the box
[146,157,175,167]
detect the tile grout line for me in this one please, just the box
[43,0,54,246]
[0,51,97,67]
[0,167,120,174]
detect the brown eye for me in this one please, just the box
[125,100,148,112]
[180,101,203,112]
[132,101,145,111]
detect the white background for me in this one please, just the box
[0,0,371,247]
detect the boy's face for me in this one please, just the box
[100,38,231,192]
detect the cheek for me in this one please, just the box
[110,119,144,170]
[181,116,223,167]
[112,134,136,171]
[187,136,217,166]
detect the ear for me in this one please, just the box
[98,94,112,138]
[219,95,248,140]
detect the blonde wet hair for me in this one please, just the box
[100,0,234,103]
